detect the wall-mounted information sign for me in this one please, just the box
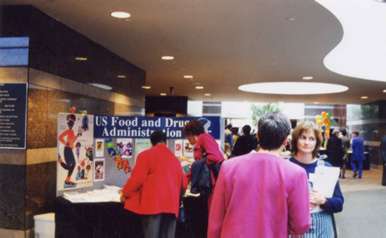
[0,83,27,149]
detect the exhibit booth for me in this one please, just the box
[55,112,224,238]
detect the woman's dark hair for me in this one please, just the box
[150,130,167,146]
[184,120,205,136]
[340,128,347,136]
[258,112,291,150]
[242,125,251,135]
[291,121,323,158]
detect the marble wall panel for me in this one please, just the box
[0,164,25,229]
[25,162,56,229]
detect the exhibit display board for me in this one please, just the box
[57,113,94,191]
[57,114,222,193]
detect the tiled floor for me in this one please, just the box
[335,166,386,238]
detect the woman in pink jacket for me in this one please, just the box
[208,113,310,238]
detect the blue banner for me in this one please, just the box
[94,115,221,139]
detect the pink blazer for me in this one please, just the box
[208,152,310,238]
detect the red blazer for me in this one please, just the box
[122,143,185,217]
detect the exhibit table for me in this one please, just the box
[55,195,208,238]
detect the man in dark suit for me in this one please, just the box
[351,131,365,179]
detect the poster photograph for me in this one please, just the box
[94,159,105,181]
[95,138,105,157]
[57,113,94,191]
[183,140,194,159]
[116,138,133,159]
[134,139,152,159]
[174,139,183,157]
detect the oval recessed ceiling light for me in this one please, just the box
[161,56,174,61]
[160,92,167,96]
[302,76,314,80]
[383,89,386,93]
[111,11,131,19]
[89,83,112,91]
[142,85,151,90]
[313,102,320,104]
[204,93,211,97]
[315,0,386,82]
[184,75,194,79]
[117,75,126,79]
[286,17,296,21]
[195,86,204,90]
[360,96,368,99]
[75,56,88,61]
[238,82,348,95]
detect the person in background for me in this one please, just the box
[231,127,239,147]
[224,124,233,157]
[340,128,351,179]
[184,120,225,238]
[351,131,365,178]
[121,131,185,238]
[231,125,258,157]
[327,129,344,169]
[380,135,386,186]
[290,122,344,238]
[208,112,310,238]
[184,120,225,176]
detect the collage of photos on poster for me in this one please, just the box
[94,159,105,181]
[57,113,94,191]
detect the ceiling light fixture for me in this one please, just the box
[195,86,204,90]
[161,56,174,61]
[111,11,131,19]
[302,76,314,80]
[238,82,348,95]
[286,17,296,21]
[184,75,194,79]
[204,93,211,97]
[360,96,368,99]
[117,75,126,79]
[315,0,386,82]
[89,83,112,91]
[75,56,88,61]
[160,93,167,96]
[382,89,386,93]
[142,85,151,90]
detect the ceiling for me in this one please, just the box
[3,0,386,104]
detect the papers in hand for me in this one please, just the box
[309,166,340,198]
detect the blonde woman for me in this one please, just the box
[290,122,344,238]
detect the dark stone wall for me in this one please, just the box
[0,5,146,233]
[0,164,26,229]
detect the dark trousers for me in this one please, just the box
[351,159,363,177]
[142,214,176,238]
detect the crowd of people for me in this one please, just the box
[119,112,366,238]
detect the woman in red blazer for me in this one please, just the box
[121,131,186,238]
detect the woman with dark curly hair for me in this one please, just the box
[183,119,224,238]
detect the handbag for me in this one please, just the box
[190,156,212,195]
